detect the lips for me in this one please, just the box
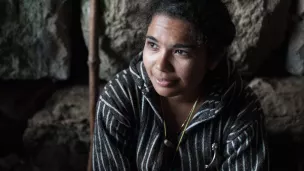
[155,78,176,87]
[152,70,177,87]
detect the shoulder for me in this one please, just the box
[223,77,263,121]
[98,69,141,126]
[225,83,265,140]
[237,85,264,121]
[101,68,137,101]
[104,69,135,89]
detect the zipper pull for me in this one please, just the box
[205,143,219,170]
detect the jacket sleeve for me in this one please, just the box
[92,79,137,171]
[220,89,269,171]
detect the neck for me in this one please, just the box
[159,86,203,134]
[166,93,199,106]
[166,84,204,106]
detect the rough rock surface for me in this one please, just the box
[81,0,291,80]
[21,85,102,171]
[24,86,91,145]
[249,77,304,171]
[0,0,72,80]
[298,0,304,16]
[223,0,291,75]
[286,18,304,75]
[81,0,146,80]
[249,77,304,140]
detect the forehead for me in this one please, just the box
[147,14,195,44]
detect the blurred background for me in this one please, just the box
[0,0,303,170]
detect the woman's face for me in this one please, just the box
[143,14,210,98]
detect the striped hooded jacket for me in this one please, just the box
[93,52,268,171]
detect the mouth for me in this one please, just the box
[155,78,177,87]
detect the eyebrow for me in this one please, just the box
[145,36,196,49]
[173,43,196,49]
[146,36,158,42]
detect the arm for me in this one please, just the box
[92,81,137,171]
[221,91,269,171]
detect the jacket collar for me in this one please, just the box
[129,52,153,96]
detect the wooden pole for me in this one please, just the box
[87,0,100,170]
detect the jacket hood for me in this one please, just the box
[129,52,153,96]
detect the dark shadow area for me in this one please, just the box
[70,0,89,84]
[268,132,304,171]
[240,0,291,78]
[254,41,291,78]
[254,0,300,78]
[0,79,58,157]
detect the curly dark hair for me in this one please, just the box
[142,0,235,61]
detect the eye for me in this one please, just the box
[174,49,189,56]
[146,41,159,50]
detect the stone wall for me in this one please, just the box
[250,78,304,170]
[0,0,303,171]
[0,0,72,80]
[81,0,147,80]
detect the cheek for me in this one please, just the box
[143,48,159,69]
[176,61,207,85]
[174,62,194,82]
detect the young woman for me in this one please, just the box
[93,0,268,170]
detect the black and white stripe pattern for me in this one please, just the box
[93,53,268,171]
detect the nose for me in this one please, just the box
[156,50,173,72]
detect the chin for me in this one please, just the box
[153,85,181,97]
